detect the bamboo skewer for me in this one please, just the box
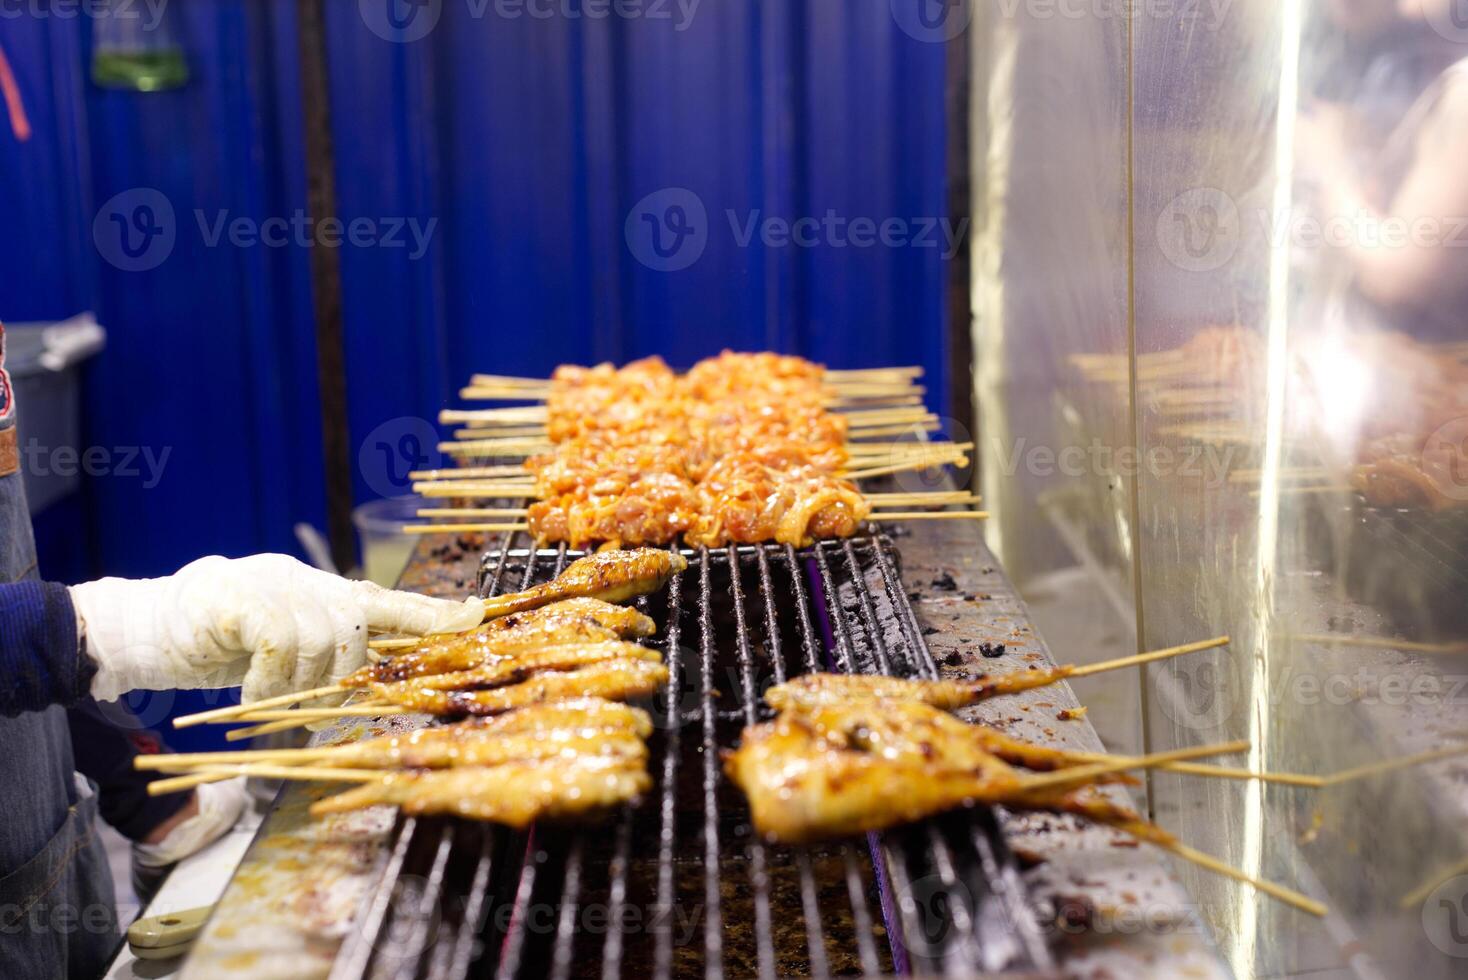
[1162,841,1327,917]
[1018,740,1249,794]
[868,511,990,522]
[1401,855,1468,909]
[399,510,989,535]
[1068,636,1231,679]
[843,455,969,480]
[413,498,984,521]
[409,464,530,481]
[439,437,967,458]
[174,684,347,728]
[148,764,380,797]
[226,717,320,742]
[1321,743,1468,786]
[403,523,530,535]
[1287,633,1468,655]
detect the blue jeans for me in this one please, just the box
[0,393,119,977]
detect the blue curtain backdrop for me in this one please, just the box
[0,0,954,583]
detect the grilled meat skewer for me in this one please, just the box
[309,755,651,826]
[371,658,669,716]
[482,549,687,619]
[355,640,660,692]
[724,709,1165,845]
[406,642,662,692]
[763,670,1073,713]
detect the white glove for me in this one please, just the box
[71,554,485,703]
[133,777,251,870]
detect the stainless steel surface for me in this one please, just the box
[182,513,1223,978]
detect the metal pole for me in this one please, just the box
[296,0,355,573]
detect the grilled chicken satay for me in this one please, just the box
[361,601,658,683]
[789,700,1132,787]
[310,755,651,826]
[325,727,649,770]
[407,642,662,692]
[482,597,657,638]
[725,710,1160,844]
[372,658,669,716]
[723,712,1024,844]
[467,698,653,738]
[763,670,1073,714]
[484,549,688,618]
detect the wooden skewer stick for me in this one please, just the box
[1162,841,1327,917]
[1018,740,1249,794]
[1286,633,1468,656]
[466,369,926,388]
[147,764,380,797]
[403,523,529,535]
[236,705,408,722]
[138,748,342,770]
[1401,855,1468,909]
[409,465,529,481]
[417,485,537,499]
[863,492,980,501]
[845,455,969,480]
[1322,742,1468,786]
[225,717,321,742]
[468,373,556,388]
[867,511,990,522]
[846,421,941,439]
[174,684,346,728]
[452,426,551,441]
[439,408,549,425]
[412,497,984,520]
[1069,636,1230,679]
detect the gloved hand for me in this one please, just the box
[70,555,485,703]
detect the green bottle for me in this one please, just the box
[91,1,189,92]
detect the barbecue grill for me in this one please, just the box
[181,515,1222,979]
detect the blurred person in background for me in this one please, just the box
[1299,0,1468,336]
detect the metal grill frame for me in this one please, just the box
[325,534,1054,980]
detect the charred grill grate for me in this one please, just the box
[329,535,1052,979]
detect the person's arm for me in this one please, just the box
[1,555,485,716]
[0,581,91,715]
[1307,76,1468,310]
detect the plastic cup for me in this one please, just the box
[353,496,423,587]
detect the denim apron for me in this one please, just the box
[0,327,119,978]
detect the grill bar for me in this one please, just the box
[725,544,778,979]
[652,543,685,980]
[330,533,1048,979]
